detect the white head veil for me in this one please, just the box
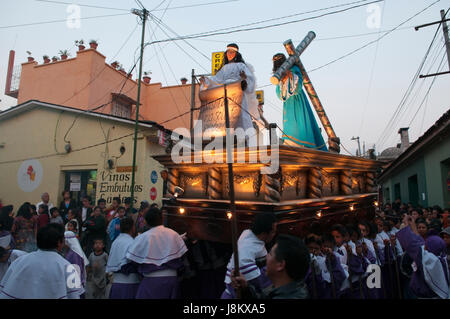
[64,231,89,266]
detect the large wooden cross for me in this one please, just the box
[271,31,341,154]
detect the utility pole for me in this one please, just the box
[130,7,148,209]
[351,136,361,157]
[223,85,241,299]
[416,9,450,78]
[190,69,195,137]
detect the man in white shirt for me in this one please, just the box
[36,192,54,216]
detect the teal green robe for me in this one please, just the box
[276,66,327,151]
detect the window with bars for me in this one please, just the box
[111,97,132,119]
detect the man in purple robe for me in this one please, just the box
[126,207,187,299]
[106,217,140,299]
[396,215,449,299]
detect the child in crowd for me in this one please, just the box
[36,204,49,230]
[65,209,80,235]
[87,239,109,299]
[49,207,64,225]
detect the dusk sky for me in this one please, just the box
[0,0,448,155]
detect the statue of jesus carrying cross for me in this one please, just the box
[271,32,341,153]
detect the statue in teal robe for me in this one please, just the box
[275,64,327,151]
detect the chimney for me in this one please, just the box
[5,50,15,96]
[180,77,188,85]
[398,127,410,152]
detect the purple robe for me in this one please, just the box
[396,226,440,298]
[134,258,183,299]
[109,263,140,299]
[305,254,347,299]
[65,248,86,288]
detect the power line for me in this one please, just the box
[147,22,189,127]
[189,25,416,44]
[151,0,239,12]
[182,0,379,39]
[59,22,140,107]
[35,0,130,11]
[408,51,447,127]
[309,0,440,72]
[0,12,131,29]
[143,0,384,46]
[149,12,211,62]
[376,11,444,149]
[148,13,209,72]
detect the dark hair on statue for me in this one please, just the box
[272,53,286,72]
[223,51,245,66]
[274,234,310,281]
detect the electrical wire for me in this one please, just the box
[189,25,416,44]
[147,22,189,127]
[408,52,447,127]
[143,0,384,46]
[151,0,239,12]
[376,9,446,149]
[309,0,440,72]
[181,0,380,39]
[35,0,129,11]
[0,13,131,29]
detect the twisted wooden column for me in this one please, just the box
[208,167,222,199]
[339,170,352,196]
[365,172,376,193]
[308,167,322,199]
[264,172,281,203]
[167,168,179,197]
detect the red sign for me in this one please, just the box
[150,187,157,201]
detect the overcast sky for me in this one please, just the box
[0,0,449,155]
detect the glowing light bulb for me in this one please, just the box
[374,201,379,207]
[227,212,233,220]
[316,210,322,218]
[179,208,185,214]
[350,205,355,211]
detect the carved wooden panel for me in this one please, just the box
[280,170,307,200]
[179,172,208,198]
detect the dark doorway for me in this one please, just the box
[394,183,401,202]
[408,174,419,207]
[64,170,97,206]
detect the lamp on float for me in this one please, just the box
[350,204,355,212]
[316,210,322,219]
[174,186,184,198]
[226,211,233,220]
[179,207,185,215]
[374,201,379,207]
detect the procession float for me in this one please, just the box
[153,32,382,244]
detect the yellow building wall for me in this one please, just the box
[0,105,166,213]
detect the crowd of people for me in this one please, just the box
[0,192,449,299]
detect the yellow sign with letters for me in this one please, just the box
[212,52,224,75]
[256,90,264,104]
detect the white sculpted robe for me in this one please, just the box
[201,62,264,136]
